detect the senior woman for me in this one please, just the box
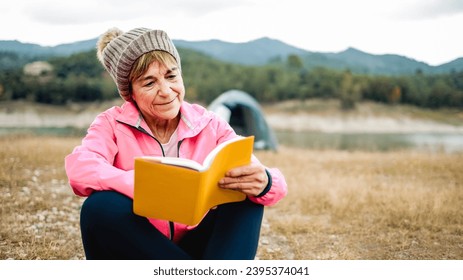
[65,27,287,260]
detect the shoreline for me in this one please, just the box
[1,100,462,134]
[265,113,463,134]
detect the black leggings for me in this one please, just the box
[80,191,264,260]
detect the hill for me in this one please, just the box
[0,39,96,57]
[317,47,433,75]
[1,37,462,75]
[174,37,309,65]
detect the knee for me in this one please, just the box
[218,199,264,222]
[80,191,133,225]
[237,198,264,214]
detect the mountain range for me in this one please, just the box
[1,37,462,75]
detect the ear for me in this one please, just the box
[129,88,136,102]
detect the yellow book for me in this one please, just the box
[133,136,254,225]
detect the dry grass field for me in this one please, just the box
[1,135,462,260]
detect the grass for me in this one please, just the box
[255,148,463,259]
[1,135,462,260]
[0,135,84,260]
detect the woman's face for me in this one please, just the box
[131,60,185,121]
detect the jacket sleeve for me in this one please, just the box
[64,112,135,199]
[247,156,288,206]
[210,113,288,207]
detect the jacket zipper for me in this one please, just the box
[167,139,184,241]
[127,122,178,241]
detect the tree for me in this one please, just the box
[388,85,402,104]
[339,70,361,110]
[287,54,303,70]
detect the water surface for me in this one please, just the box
[275,130,463,153]
[2,127,462,153]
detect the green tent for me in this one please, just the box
[208,89,278,151]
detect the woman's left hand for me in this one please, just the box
[218,162,268,196]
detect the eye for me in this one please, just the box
[167,74,177,80]
[144,81,155,87]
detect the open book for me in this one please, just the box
[133,136,254,225]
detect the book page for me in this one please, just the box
[140,156,204,171]
[202,136,244,170]
[160,157,204,171]
[138,136,245,172]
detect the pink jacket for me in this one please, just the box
[65,101,287,242]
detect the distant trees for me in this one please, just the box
[0,49,462,109]
[339,70,362,110]
[0,50,111,104]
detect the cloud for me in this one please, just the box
[396,0,463,20]
[166,0,252,17]
[22,0,252,25]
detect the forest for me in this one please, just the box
[0,48,462,110]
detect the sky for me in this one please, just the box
[1,0,463,66]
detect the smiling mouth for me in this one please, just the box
[155,97,176,106]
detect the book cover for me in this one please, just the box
[133,136,254,225]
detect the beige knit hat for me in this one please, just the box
[96,27,181,101]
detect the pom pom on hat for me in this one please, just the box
[96,27,181,101]
[96,27,123,66]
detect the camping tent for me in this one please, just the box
[208,89,278,151]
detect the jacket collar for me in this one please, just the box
[115,101,146,130]
[116,101,213,139]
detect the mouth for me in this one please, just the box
[154,96,177,106]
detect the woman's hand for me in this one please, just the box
[218,162,268,196]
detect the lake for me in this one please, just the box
[1,127,462,153]
[275,130,463,153]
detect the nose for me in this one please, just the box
[158,80,172,96]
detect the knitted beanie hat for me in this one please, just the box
[96,27,181,101]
